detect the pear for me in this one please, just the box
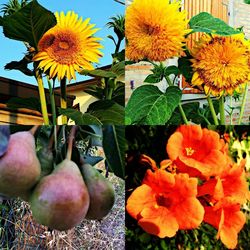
[30,159,90,231]
[80,164,115,220]
[0,131,41,199]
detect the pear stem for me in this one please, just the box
[29,125,40,135]
[48,125,60,150]
[66,126,78,160]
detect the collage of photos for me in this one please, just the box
[0,0,249,249]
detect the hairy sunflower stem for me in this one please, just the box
[219,96,226,125]
[238,83,248,125]
[165,76,188,124]
[47,77,57,125]
[60,77,68,124]
[206,95,219,125]
[107,88,113,100]
[35,69,50,125]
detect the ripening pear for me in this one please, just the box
[0,131,41,199]
[30,159,90,231]
[80,164,115,220]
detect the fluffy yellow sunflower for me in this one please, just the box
[125,0,189,62]
[33,11,103,81]
[190,33,250,96]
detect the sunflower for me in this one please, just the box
[33,11,103,81]
[190,33,250,96]
[125,0,189,62]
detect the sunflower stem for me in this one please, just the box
[206,95,219,125]
[35,69,50,125]
[238,83,248,125]
[107,88,113,100]
[60,77,68,124]
[165,75,188,124]
[219,96,226,125]
[47,77,57,125]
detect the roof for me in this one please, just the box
[0,76,75,114]
[54,64,111,93]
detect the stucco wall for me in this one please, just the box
[233,0,250,37]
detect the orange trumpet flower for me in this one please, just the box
[126,169,204,238]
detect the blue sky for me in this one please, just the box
[0,0,124,85]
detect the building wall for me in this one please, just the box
[234,0,250,37]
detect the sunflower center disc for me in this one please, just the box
[59,41,70,50]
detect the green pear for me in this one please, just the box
[30,159,90,231]
[0,131,41,199]
[80,164,115,220]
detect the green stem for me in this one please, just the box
[107,88,113,100]
[35,70,50,125]
[238,83,248,125]
[115,38,122,55]
[165,76,188,124]
[219,96,225,125]
[66,125,78,160]
[104,79,110,100]
[178,104,189,125]
[201,115,211,125]
[206,95,219,125]
[47,78,57,125]
[60,77,67,124]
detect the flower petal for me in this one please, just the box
[139,206,179,238]
[126,184,155,220]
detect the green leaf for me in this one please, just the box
[83,85,104,99]
[168,102,200,125]
[144,74,162,84]
[80,69,116,78]
[4,55,34,76]
[0,16,3,26]
[0,126,10,157]
[168,101,220,125]
[111,61,125,78]
[178,54,194,83]
[112,82,125,106]
[189,12,241,36]
[125,85,182,125]
[81,154,103,166]
[103,125,125,179]
[144,64,179,84]
[164,65,180,76]
[75,125,102,147]
[58,108,103,125]
[87,100,124,125]
[112,49,125,62]
[2,0,56,48]
[125,116,132,125]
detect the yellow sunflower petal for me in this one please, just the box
[125,0,188,61]
[33,11,103,81]
[190,34,250,96]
